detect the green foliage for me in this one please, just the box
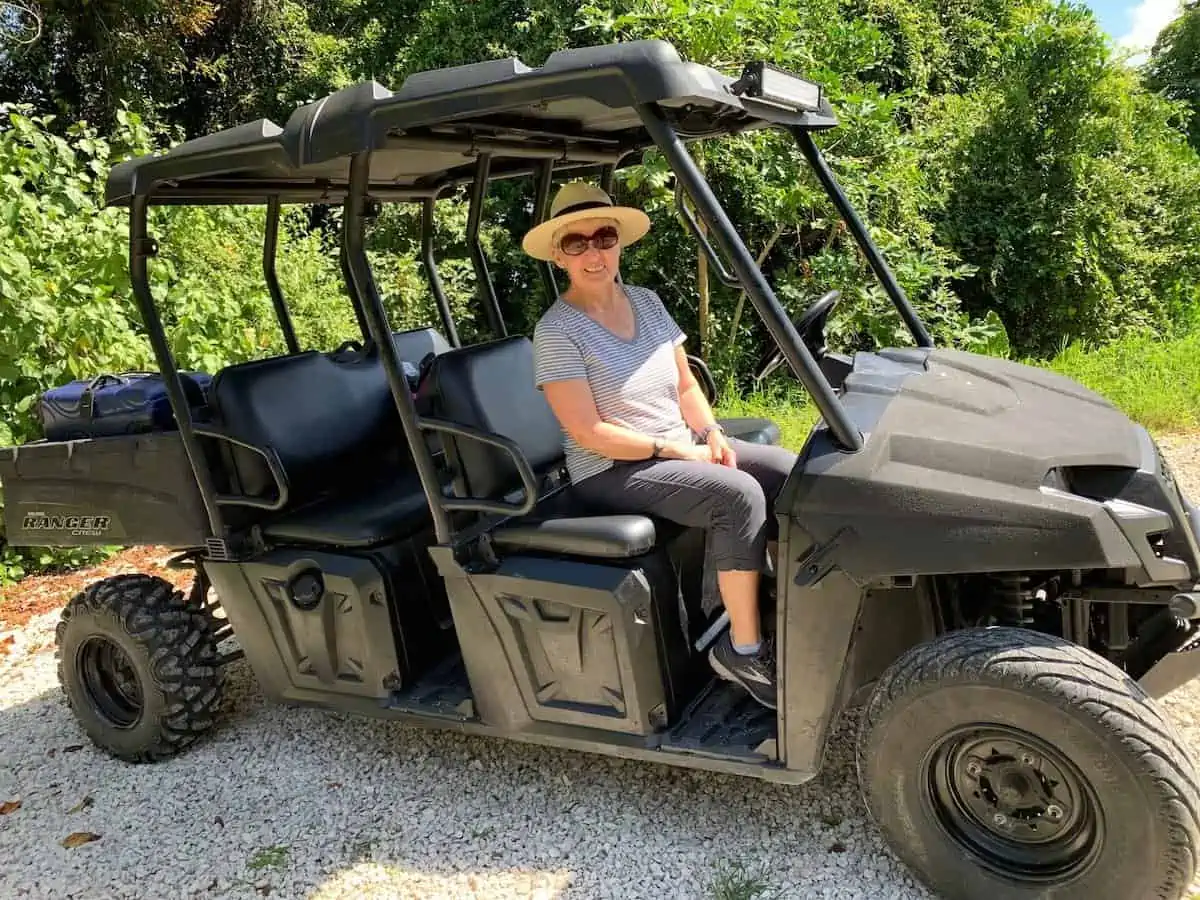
[572,0,1007,389]
[919,3,1200,356]
[1144,1,1200,152]
[0,105,355,583]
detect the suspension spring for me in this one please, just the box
[993,573,1035,627]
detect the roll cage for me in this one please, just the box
[104,38,935,555]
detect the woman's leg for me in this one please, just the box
[571,456,779,706]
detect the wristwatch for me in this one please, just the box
[651,438,665,458]
[699,423,725,440]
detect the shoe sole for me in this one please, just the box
[708,650,778,711]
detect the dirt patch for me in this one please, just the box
[0,546,193,630]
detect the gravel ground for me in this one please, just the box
[0,432,1198,900]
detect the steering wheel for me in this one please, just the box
[754,289,843,382]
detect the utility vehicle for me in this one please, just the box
[4,39,1200,900]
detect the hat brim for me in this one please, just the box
[521,206,651,261]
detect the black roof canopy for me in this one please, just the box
[105,40,836,207]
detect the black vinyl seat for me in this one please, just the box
[260,472,433,548]
[207,327,452,548]
[422,335,778,559]
[720,416,781,446]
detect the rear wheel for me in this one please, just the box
[856,626,1200,899]
[55,573,224,762]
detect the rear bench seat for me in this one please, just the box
[422,335,783,558]
[206,328,450,548]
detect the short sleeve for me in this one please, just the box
[533,317,586,388]
[641,287,686,347]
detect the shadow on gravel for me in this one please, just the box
[0,655,933,900]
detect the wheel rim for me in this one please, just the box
[77,637,144,729]
[924,724,1104,884]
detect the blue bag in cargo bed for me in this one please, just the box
[39,371,212,442]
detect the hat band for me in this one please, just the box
[552,200,613,219]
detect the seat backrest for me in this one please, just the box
[423,336,564,501]
[210,351,397,503]
[210,328,453,506]
[392,327,452,365]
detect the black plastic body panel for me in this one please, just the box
[774,518,866,774]
[203,534,450,706]
[440,552,686,737]
[426,538,703,735]
[777,347,1196,584]
[206,551,401,704]
[0,432,209,548]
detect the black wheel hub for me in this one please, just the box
[925,725,1103,883]
[77,636,143,729]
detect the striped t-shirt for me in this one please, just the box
[533,284,693,483]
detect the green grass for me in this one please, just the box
[247,845,289,870]
[716,389,819,452]
[706,860,780,900]
[1042,328,1200,433]
[716,326,1200,443]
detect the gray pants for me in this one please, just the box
[571,437,799,614]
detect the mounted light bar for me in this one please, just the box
[730,61,823,113]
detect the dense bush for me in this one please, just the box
[1144,1,1200,152]
[920,5,1200,355]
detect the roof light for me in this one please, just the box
[730,62,823,113]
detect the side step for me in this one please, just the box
[385,653,475,722]
[659,678,777,763]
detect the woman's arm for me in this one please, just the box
[542,378,708,461]
[673,345,719,435]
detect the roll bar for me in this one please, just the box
[790,128,933,349]
[638,102,865,452]
[466,154,507,339]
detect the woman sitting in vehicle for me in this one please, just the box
[523,182,799,710]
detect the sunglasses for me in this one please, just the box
[559,225,620,256]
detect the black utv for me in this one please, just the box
[4,40,1200,900]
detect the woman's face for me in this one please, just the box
[551,216,622,289]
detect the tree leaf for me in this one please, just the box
[0,799,21,815]
[62,831,101,849]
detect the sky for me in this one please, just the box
[1085,0,1185,62]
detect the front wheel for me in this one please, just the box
[857,627,1200,899]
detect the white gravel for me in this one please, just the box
[0,623,934,900]
[1,433,1198,900]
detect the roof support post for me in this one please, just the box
[790,127,934,349]
[600,164,615,196]
[533,160,559,302]
[636,102,863,453]
[128,196,228,543]
[421,198,461,348]
[344,153,452,543]
[466,153,508,339]
[264,196,301,354]
[339,242,372,341]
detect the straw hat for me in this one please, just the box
[521,182,651,261]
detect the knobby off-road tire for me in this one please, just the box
[857,626,1200,900]
[55,573,224,762]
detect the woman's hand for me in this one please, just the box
[664,440,716,462]
[707,429,737,468]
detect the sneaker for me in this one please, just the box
[708,631,778,710]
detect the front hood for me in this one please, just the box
[845,347,1142,490]
[783,346,1197,584]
